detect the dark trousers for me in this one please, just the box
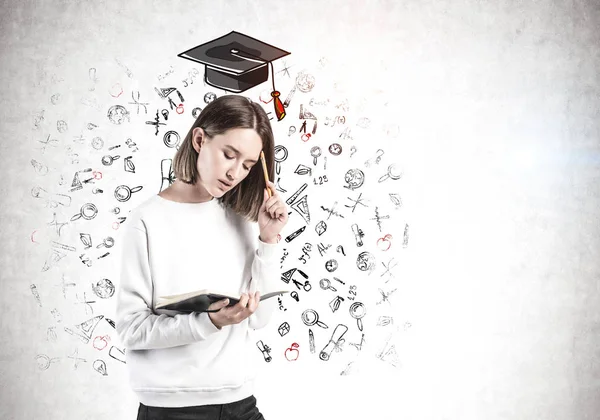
[136,395,265,420]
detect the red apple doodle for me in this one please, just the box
[285,343,300,361]
[377,234,393,251]
[93,335,110,350]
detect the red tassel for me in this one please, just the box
[271,91,285,121]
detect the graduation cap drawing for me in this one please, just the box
[178,31,291,121]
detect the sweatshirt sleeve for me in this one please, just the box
[115,218,220,350]
[247,235,281,330]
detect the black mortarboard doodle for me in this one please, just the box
[178,31,291,121]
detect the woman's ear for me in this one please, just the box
[192,127,204,152]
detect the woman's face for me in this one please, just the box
[193,127,263,198]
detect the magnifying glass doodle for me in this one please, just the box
[96,237,115,249]
[114,185,143,202]
[70,203,98,221]
[301,309,328,329]
[273,145,288,175]
[349,302,366,331]
[378,163,403,182]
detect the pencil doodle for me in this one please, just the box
[309,329,315,353]
[403,223,410,247]
[319,324,347,361]
[284,225,306,242]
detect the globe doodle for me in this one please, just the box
[344,169,365,190]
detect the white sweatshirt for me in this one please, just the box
[115,194,280,407]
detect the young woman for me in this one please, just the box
[115,95,288,420]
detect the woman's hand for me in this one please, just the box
[207,292,260,329]
[258,181,288,243]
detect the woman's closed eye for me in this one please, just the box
[224,153,250,171]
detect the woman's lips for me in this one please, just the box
[218,180,231,189]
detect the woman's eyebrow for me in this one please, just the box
[224,145,258,163]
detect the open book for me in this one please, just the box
[155,288,289,313]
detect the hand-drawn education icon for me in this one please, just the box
[64,315,104,344]
[92,278,115,299]
[70,203,98,221]
[114,184,143,202]
[344,169,365,190]
[319,324,348,361]
[356,251,376,272]
[302,309,328,329]
[285,183,310,224]
[256,340,272,362]
[378,163,403,182]
[278,321,290,337]
[349,302,366,331]
[107,105,130,125]
[178,31,290,120]
[284,343,300,361]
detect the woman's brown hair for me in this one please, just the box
[172,95,275,222]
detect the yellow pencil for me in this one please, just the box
[260,150,272,197]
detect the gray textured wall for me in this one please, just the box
[1,0,599,419]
